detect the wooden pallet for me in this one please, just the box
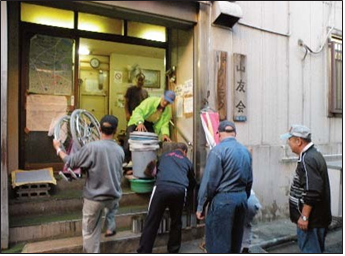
[16,183,51,199]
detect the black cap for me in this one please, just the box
[218,120,236,133]
[100,115,118,135]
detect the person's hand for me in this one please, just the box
[53,139,61,150]
[136,123,147,132]
[196,211,204,220]
[298,217,308,231]
[162,134,172,142]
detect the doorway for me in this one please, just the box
[78,38,167,135]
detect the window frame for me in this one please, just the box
[328,35,342,116]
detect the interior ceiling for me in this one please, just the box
[80,38,165,58]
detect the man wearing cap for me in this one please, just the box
[124,72,149,122]
[123,91,176,165]
[137,142,196,253]
[53,115,124,253]
[281,125,331,253]
[196,120,253,253]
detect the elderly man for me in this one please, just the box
[123,90,176,166]
[281,125,332,253]
[196,120,253,253]
[53,115,124,253]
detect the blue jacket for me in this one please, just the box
[156,150,196,191]
[197,137,253,212]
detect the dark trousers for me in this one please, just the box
[137,184,186,253]
[123,121,154,163]
[205,191,248,253]
[297,227,327,253]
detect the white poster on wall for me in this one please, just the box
[114,71,123,84]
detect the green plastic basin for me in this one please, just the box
[129,178,155,193]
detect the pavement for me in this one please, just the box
[176,217,343,253]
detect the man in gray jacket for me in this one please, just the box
[53,115,124,253]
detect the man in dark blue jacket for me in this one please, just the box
[137,142,196,253]
[196,120,253,253]
[281,124,331,253]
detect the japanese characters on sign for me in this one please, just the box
[233,54,247,122]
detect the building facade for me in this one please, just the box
[1,1,342,248]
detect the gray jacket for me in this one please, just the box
[64,139,124,201]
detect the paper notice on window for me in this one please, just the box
[26,95,67,132]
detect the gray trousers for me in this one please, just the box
[241,192,261,249]
[82,198,119,253]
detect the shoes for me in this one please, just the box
[105,230,116,237]
[241,247,249,253]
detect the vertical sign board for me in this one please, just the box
[216,51,227,121]
[233,54,247,122]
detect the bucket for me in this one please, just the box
[129,131,160,178]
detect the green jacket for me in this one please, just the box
[128,96,172,139]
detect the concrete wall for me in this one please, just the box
[206,1,342,220]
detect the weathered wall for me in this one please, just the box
[207,1,342,220]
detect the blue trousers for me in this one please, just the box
[205,191,248,253]
[297,227,327,253]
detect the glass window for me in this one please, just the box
[128,21,166,42]
[78,13,124,35]
[329,36,342,115]
[21,3,74,29]
[29,35,74,95]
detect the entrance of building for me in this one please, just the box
[78,38,167,135]
[17,2,194,169]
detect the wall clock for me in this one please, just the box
[90,58,100,68]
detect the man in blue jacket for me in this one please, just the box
[196,120,253,253]
[281,125,331,253]
[137,142,196,253]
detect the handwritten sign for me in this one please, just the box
[233,54,247,122]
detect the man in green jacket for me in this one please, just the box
[123,90,176,165]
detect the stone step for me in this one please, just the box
[21,225,205,253]
[9,205,148,244]
[9,189,150,217]
[10,207,197,244]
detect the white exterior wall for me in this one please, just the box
[209,1,342,220]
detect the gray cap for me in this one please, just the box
[218,120,236,133]
[280,124,311,140]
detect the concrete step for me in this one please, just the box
[22,225,205,253]
[9,205,148,244]
[9,189,150,217]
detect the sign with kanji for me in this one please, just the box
[233,54,247,122]
[216,51,227,121]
